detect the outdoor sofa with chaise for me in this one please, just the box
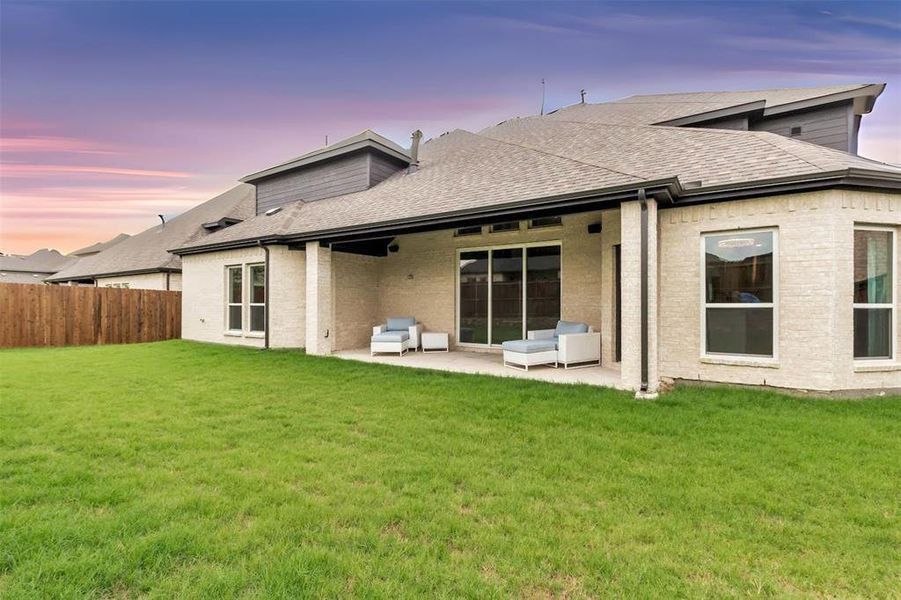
[370,317,423,356]
[502,320,601,370]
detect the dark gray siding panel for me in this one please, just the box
[255,152,370,214]
[369,153,405,186]
[695,116,749,131]
[751,102,853,152]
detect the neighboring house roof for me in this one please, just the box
[0,248,77,274]
[173,103,901,254]
[0,271,55,284]
[71,233,131,257]
[48,184,255,282]
[241,129,411,183]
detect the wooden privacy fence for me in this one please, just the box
[0,283,181,348]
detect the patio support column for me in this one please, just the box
[305,241,333,355]
[620,196,659,398]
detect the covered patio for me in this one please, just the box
[303,198,659,396]
[334,347,625,389]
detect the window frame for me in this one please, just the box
[529,216,563,229]
[225,265,244,334]
[247,263,266,334]
[455,240,563,348]
[489,221,521,233]
[699,227,779,362]
[853,224,896,363]
[454,226,483,237]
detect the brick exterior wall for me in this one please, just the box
[619,200,658,393]
[332,252,380,351]
[305,242,332,355]
[599,209,621,368]
[658,190,900,392]
[181,245,305,348]
[268,246,306,349]
[375,212,605,348]
[180,190,899,393]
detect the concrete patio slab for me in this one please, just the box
[334,347,625,390]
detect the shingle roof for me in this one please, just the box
[547,83,881,126]
[620,83,876,108]
[175,119,901,253]
[0,248,77,275]
[70,233,131,257]
[480,116,901,189]
[174,129,644,248]
[173,84,898,254]
[48,184,255,281]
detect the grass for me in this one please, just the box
[1,341,899,598]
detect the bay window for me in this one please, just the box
[854,226,895,360]
[702,229,777,358]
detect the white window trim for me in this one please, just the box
[225,265,243,334]
[853,225,897,364]
[455,240,563,349]
[247,263,266,334]
[699,227,779,362]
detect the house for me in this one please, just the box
[70,233,131,258]
[0,249,78,284]
[171,84,901,395]
[48,184,255,290]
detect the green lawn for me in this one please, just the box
[1,342,899,598]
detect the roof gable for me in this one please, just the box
[241,130,411,183]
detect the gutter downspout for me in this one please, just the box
[258,241,270,350]
[638,189,649,394]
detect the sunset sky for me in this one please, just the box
[1,0,899,255]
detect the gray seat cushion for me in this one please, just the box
[555,320,589,336]
[371,331,410,343]
[386,317,415,331]
[502,339,557,353]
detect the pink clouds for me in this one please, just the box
[0,136,118,154]
[1,163,190,178]
[0,184,218,254]
[0,127,212,253]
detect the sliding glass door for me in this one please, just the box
[458,243,561,346]
[526,245,562,332]
[459,251,489,344]
[491,248,524,344]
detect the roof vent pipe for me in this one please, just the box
[158,214,166,227]
[408,130,423,173]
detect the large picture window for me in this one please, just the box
[702,229,777,358]
[458,243,561,346]
[854,227,895,360]
[226,266,243,331]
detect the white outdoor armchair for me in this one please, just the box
[371,317,423,356]
[523,321,601,369]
